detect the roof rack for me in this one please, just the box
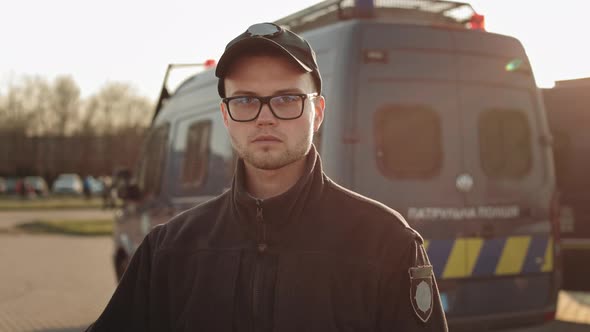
[274,0,477,33]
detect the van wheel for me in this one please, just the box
[115,254,129,282]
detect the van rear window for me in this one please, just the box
[181,120,211,188]
[374,105,442,179]
[479,109,531,178]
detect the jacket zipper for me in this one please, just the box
[252,199,267,331]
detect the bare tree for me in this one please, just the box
[50,75,80,136]
[80,82,152,135]
[0,76,152,178]
[0,76,51,135]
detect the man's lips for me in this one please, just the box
[252,135,282,143]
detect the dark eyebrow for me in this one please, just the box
[229,88,305,97]
[229,90,258,97]
[274,88,305,95]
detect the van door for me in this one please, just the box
[455,71,557,317]
[355,79,474,277]
[459,83,553,272]
[352,25,473,286]
[353,81,472,281]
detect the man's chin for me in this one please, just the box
[244,150,293,170]
[248,156,289,170]
[239,141,311,170]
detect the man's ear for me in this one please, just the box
[313,96,325,133]
[220,101,230,128]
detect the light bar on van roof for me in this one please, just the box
[467,12,485,30]
[204,59,217,69]
[275,0,479,33]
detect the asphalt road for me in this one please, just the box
[0,210,589,331]
[0,233,116,332]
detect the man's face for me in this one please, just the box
[220,55,325,170]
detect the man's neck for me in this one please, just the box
[244,157,307,200]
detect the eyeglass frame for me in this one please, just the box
[222,93,318,122]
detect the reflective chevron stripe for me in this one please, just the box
[542,239,553,272]
[423,236,553,279]
[465,238,484,277]
[496,236,531,275]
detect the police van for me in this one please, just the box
[114,0,560,330]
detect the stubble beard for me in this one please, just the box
[231,130,313,170]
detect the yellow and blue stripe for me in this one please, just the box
[424,235,553,279]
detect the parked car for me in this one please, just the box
[86,176,105,195]
[1,177,35,197]
[80,176,105,198]
[4,177,19,195]
[25,176,49,196]
[52,174,83,195]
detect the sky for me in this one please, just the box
[1,0,589,100]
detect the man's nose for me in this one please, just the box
[255,103,278,125]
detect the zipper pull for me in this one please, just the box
[257,243,268,253]
[255,200,267,253]
[256,200,263,222]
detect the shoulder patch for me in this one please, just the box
[409,265,434,323]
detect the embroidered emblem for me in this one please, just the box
[409,265,434,323]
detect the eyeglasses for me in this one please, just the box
[246,23,282,37]
[223,93,317,122]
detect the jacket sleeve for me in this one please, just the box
[378,238,448,331]
[85,233,154,332]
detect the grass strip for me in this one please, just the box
[14,219,113,236]
[0,197,106,210]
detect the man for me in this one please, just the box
[87,22,447,331]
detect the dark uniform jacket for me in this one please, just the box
[87,146,448,331]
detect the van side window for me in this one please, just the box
[138,123,170,196]
[479,109,531,178]
[181,120,211,189]
[374,105,442,178]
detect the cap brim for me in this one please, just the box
[215,37,313,78]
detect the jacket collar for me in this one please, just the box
[230,145,325,239]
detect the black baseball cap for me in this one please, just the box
[215,22,322,97]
